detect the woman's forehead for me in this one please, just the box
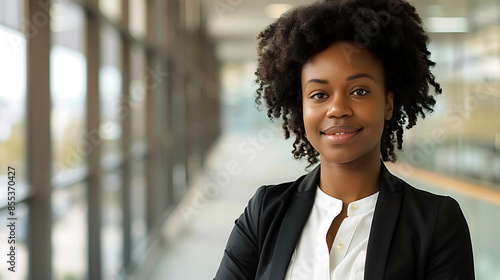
[301,41,385,83]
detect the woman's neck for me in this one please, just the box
[319,154,381,205]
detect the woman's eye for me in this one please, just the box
[311,92,327,100]
[352,89,369,96]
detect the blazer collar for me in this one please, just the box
[268,165,320,279]
[365,162,403,279]
[378,162,403,193]
[269,162,404,279]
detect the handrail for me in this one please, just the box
[386,162,500,206]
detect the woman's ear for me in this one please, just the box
[385,91,394,120]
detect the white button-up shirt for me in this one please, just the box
[285,186,379,280]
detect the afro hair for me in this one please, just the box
[254,0,441,167]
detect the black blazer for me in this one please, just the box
[215,163,474,279]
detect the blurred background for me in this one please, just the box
[0,0,499,279]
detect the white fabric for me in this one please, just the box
[284,186,379,280]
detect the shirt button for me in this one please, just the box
[337,243,344,250]
[351,204,358,211]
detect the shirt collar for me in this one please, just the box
[347,191,379,217]
[315,185,379,217]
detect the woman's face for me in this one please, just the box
[301,41,393,165]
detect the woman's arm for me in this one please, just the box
[214,186,265,280]
[425,196,475,279]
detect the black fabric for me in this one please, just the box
[214,163,475,279]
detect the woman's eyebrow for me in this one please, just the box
[347,73,376,81]
[305,79,329,86]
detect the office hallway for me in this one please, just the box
[3,1,500,279]
[142,130,309,279]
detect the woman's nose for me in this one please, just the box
[326,94,353,118]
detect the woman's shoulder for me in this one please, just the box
[395,176,465,222]
[254,173,310,199]
[398,177,456,204]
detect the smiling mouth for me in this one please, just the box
[322,128,362,143]
[322,129,360,136]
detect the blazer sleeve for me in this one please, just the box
[214,186,265,280]
[425,196,475,279]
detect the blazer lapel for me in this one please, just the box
[364,163,403,280]
[268,165,320,279]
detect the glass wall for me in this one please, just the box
[52,183,87,279]
[0,0,220,279]
[0,1,27,189]
[401,0,500,186]
[0,1,28,279]
[0,204,28,280]
[101,171,123,279]
[100,22,123,163]
[50,0,87,179]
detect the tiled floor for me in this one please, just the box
[144,131,310,279]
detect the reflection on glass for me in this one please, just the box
[0,0,24,30]
[50,45,86,175]
[130,44,146,146]
[51,0,85,51]
[100,23,122,160]
[102,171,123,279]
[99,0,122,22]
[0,204,29,280]
[0,25,26,185]
[50,0,87,177]
[129,0,146,39]
[399,3,500,186]
[50,47,87,176]
[52,183,88,280]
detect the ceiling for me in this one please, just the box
[200,0,472,63]
[201,0,314,62]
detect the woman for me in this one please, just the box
[215,0,475,279]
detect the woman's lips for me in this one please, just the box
[321,126,362,143]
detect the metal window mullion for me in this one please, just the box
[145,0,157,234]
[121,0,132,272]
[178,0,188,194]
[165,0,175,206]
[86,2,102,279]
[26,0,52,279]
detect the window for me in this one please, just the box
[101,171,124,279]
[0,0,220,278]
[52,183,88,280]
[0,0,24,30]
[129,0,146,39]
[401,1,500,185]
[100,22,123,163]
[50,0,87,179]
[0,24,27,189]
[99,0,122,23]
[0,204,29,280]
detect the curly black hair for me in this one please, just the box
[254,0,441,167]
